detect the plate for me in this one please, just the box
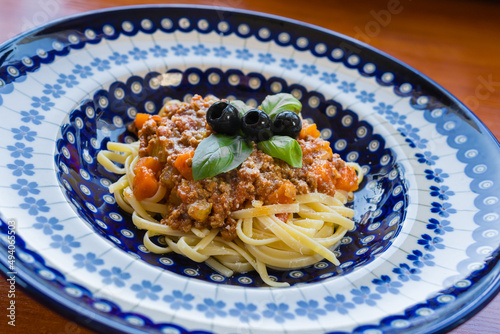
[1,5,499,333]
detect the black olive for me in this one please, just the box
[241,109,273,142]
[271,111,302,138]
[206,101,240,135]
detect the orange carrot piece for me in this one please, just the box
[174,149,195,180]
[134,113,150,129]
[134,113,162,129]
[134,157,163,175]
[335,165,359,192]
[299,123,321,139]
[133,166,159,200]
[267,181,296,205]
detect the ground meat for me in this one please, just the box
[135,95,349,241]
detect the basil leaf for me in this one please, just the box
[230,100,251,118]
[192,134,252,180]
[261,93,302,120]
[258,135,303,168]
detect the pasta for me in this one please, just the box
[97,95,362,287]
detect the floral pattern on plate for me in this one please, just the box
[0,5,499,334]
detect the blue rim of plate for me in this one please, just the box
[0,4,499,334]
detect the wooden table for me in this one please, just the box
[0,0,499,333]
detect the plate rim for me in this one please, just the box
[0,4,499,334]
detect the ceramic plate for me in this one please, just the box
[0,5,499,334]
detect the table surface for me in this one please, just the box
[0,0,499,333]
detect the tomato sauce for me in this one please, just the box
[134,95,357,240]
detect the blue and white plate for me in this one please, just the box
[1,5,499,333]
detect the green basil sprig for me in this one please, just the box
[261,93,302,120]
[258,136,303,168]
[192,94,303,180]
[230,100,252,118]
[192,134,252,180]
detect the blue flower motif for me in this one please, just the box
[236,49,254,60]
[196,298,227,318]
[424,168,449,183]
[393,263,421,282]
[319,72,338,84]
[295,300,326,320]
[7,160,34,176]
[163,290,194,310]
[57,74,79,88]
[407,250,435,268]
[416,151,439,166]
[355,90,375,103]
[20,110,45,125]
[31,96,54,111]
[12,125,36,142]
[11,178,39,196]
[431,202,456,218]
[130,280,162,300]
[32,216,62,235]
[73,252,104,272]
[50,234,80,253]
[280,58,298,70]
[90,58,111,71]
[372,275,403,294]
[99,267,131,287]
[72,64,93,78]
[430,185,455,201]
[192,44,210,56]
[398,124,419,138]
[386,112,407,125]
[351,286,381,306]
[149,45,168,58]
[418,234,445,252]
[426,218,454,235]
[373,102,393,115]
[229,303,260,323]
[263,303,294,323]
[324,295,355,315]
[300,64,319,76]
[338,81,357,93]
[108,52,129,65]
[128,47,148,60]
[20,197,49,215]
[7,142,33,158]
[213,46,231,58]
[172,44,190,56]
[42,84,65,98]
[406,135,429,149]
[258,52,276,64]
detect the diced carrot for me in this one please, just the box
[320,140,333,158]
[134,113,150,129]
[299,123,321,139]
[313,160,335,183]
[267,181,296,205]
[134,113,162,129]
[134,157,163,175]
[133,166,159,200]
[335,165,359,192]
[174,149,195,180]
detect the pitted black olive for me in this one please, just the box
[206,101,240,135]
[271,111,302,139]
[241,109,273,142]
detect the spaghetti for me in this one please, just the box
[97,95,362,287]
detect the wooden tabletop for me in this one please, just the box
[0,0,499,333]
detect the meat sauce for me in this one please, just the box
[133,95,358,240]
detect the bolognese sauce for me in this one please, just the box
[132,95,358,241]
